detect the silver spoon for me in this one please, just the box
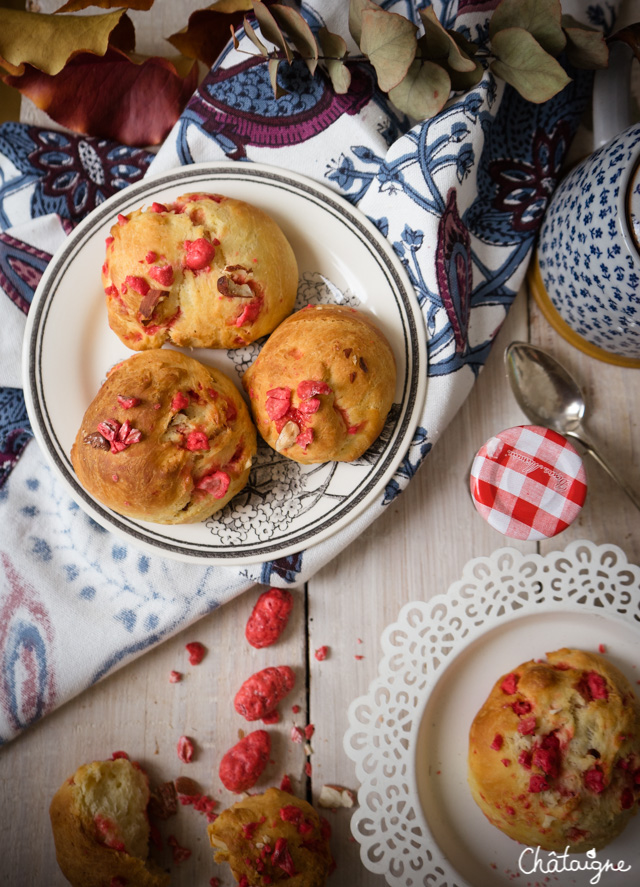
[505,341,640,513]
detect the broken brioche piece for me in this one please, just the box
[468,648,640,852]
[103,192,298,350]
[70,350,256,524]
[243,304,396,463]
[208,787,333,886]
[49,755,170,887]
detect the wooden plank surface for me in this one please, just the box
[5,2,640,885]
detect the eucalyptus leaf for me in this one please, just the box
[271,4,318,75]
[419,7,476,72]
[318,26,351,94]
[268,56,288,97]
[388,58,451,119]
[490,27,571,102]
[490,0,566,57]
[243,15,268,56]
[252,0,292,62]
[360,6,417,92]
[561,15,608,68]
[348,0,379,48]
[446,55,484,91]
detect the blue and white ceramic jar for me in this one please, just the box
[537,119,640,362]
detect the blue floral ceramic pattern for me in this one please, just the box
[538,121,640,359]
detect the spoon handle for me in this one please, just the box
[565,431,640,513]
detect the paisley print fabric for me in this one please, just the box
[0,0,618,743]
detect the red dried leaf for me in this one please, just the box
[167,8,249,67]
[4,47,198,147]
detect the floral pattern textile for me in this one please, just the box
[0,0,617,744]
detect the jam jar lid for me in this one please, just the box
[470,425,587,540]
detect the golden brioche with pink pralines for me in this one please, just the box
[243,304,396,464]
[102,192,298,350]
[70,349,256,524]
[468,647,640,852]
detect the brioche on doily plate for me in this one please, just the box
[70,350,257,524]
[103,192,298,350]
[468,647,640,852]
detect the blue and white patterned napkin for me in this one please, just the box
[0,0,610,743]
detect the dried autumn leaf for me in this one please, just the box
[252,0,292,62]
[56,0,154,11]
[271,4,318,75]
[167,2,253,67]
[0,8,129,77]
[243,16,268,56]
[489,0,566,57]
[360,6,417,93]
[388,58,450,119]
[348,0,380,48]
[419,7,476,72]
[561,15,609,69]
[490,27,571,103]
[4,47,198,147]
[318,27,351,94]
[268,56,287,98]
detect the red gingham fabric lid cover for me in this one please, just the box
[469,425,587,541]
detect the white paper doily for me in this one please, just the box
[344,540,640,887]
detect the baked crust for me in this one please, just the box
[242,304,397,463]
[208,787,333,886]
[103,193,298,350]
[70,350,256,524]
[468,648,640,852]
[49,758,170,887]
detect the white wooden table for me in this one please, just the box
[3,3,640,886]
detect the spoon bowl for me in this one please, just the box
[505,342,586,435]
[505,342,640,513]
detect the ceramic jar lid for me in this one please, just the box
[470,425,587,540]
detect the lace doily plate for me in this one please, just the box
[24,161,426,563]
[344,540,640,887]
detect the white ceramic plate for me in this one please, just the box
[23,161,426,564]
[344,540,640,887]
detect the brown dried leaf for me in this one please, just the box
[271,4,318,75]
[167,4,251,67]
[4,47,198,147]
[252,0,292,62]
[387,57,450,119]
[360,6,417,93]
[0,8,127,76]
[243,15,268,56]
[268,56,287,98]
[56,0,154,11]
[318,27,351,94]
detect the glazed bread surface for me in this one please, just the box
[468,647,640,852]
[103,192,298,350]
[49,757,169,887]
[70,350,256,524]
[242,304,397,464]
[208,787,333,886]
